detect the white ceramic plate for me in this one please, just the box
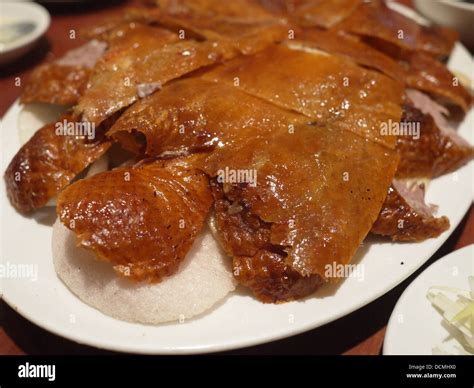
[383,245,474,355]
[1,8,473,355]
[0,2,50,66]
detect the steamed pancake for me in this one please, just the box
[52,221,236,324]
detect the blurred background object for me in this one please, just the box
[414,0,474,51]
[0,1,50,66]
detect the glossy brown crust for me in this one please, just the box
[290,0,361,28]
[202,124,399,278]
[57,156,213,282]
[150,14,289,55]
[203,44,403,149]
[298,29,405,81]
[74,32,238,125]
[107,77,308,155]
[109,77,399,286]
[154,0,276,21]
[21,64,91,106]
[336,1,457,60]
[396,104,474,178]
[403,53,472,112]
[372,184,450,241]
[4,115,111,213]
[212,181,323,303]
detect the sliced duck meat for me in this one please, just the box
[107,77,308,155]
[153,0,276,21]
[372,179,450,241]
[212,181,323,303]
[56,155,213,282]
[336,0,458,60]
[296,29,405,81]
[4,114,111,213]
[21,40,107,106]
[108,77,399,299]
[146,13,289,55]
[396,103,473,178]
[202,43,403,149]
[286,0,362,28]
[403,53,471,112]
[74,34,239,126]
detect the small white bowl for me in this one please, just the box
[0,2,50,66]
[414,0,474,51]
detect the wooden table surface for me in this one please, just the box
[0,0,472,355]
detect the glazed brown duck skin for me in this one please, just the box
[294,30,471,113]
[202,44,403,149]
[4,115,111,213]
[57,155,213,282]
[335,0,458,61]
[372,180,450,242]
[106,76,400,300]
[4,0,472,303]
[20,40,107,106]
[396,103,474,179]
[212,180,323,303]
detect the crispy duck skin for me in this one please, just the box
[153,0,277,21]
[21,65,91,106]
[212,181,323,303]
[202,44,403,149]
[396,104,474,179]
[202,124,399,278]
[297,31,471,113]
[403,52,472,112]
[287,0,362,29]
[85,5,289,56]
[107,77,309,155]
[336,1,457,60]
[20,40,107,106]
[108,77,399,296]
[297,29,405,81]
[74,32,240,126]
[4,115,111,213]
[372,180,450,241]
[57,156,213,282]
[145,13,289,55]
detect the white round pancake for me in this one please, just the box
[52,221,236,324]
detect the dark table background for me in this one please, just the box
[1,0,472,355]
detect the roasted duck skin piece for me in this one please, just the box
[372,180,450,241]
[286,0,361,29]
[202,124,399,278]
[4,115,111,213]
[146,13,289,55]
[57,156,213,282]
[396,103,474,179]
[74,34,237,126]
[336,0,458,60]
[153,0,276,21]
[297,30,471,113]
[297,29,405,81]
[212,180,323,303]
[109,77,399,297]
[202,44,403,149]
[403,52,472,112]
[21,40,107,106]
[107,78,308,155]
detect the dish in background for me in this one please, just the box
[414,0,474,51]
[384,245,474,355]
[0,2,50,66]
